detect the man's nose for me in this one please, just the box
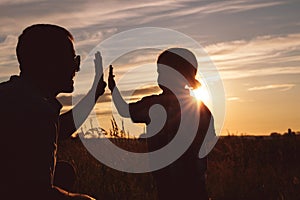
[74,55,80,72]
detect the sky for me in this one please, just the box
[0,0,299,136]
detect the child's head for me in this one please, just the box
[157,48,200,89]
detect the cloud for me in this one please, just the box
[7,0,175,31]
[0,0,287,35]
[122,85,161,101]
[227,97,240,101]
[0,0,295,83]
[57,85,160,106]
[0,0,180,79]
[94,110,114,116]
[74,28,118,58]
[205,33,300,79]
[248,84,295,91]
[173,0,284,16]
[0,35,19,77]
[57,94,83,106]
[0,0,46,6]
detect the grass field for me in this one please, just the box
[57,135,300,200]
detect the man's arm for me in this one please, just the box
[59,52,106,140]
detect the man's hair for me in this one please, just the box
[16,24,74,74]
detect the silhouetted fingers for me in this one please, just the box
[93,52,100,67]
[108,65,116,91]
[94,51,104,81]
[95,51,101,60]
[109,65,115,77]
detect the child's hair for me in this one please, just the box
[157,48,200,88]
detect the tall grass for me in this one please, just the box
[57,136,156,199]
[57,132,300,199]
[207,135,300,200]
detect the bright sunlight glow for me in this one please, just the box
[190,87,210,103]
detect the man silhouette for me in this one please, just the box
[0,24,106,199]
[108,48,215,200]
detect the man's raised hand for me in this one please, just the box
[94,51,106,100]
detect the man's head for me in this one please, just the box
[16,24,80,95]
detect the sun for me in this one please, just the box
[190,87,210,103]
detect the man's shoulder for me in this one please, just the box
[0,78,18,102]
[0,76,56,115]
[0,78,14,91]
